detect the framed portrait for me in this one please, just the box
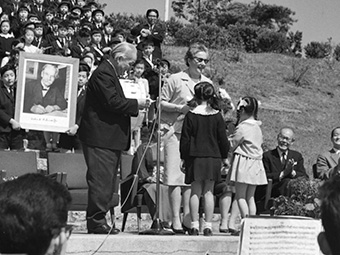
[15,52,79,133]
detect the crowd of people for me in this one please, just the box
[0,1,340,254]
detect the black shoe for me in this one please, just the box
[171,224,185,234]
[88,224,120,234]
[229,228,240,236]
[182,223,191,233]
[203,228,213,236]
[219,227,229,233]
[189,228,199,236]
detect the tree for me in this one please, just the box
[250,1,296,32]
[172,0,232,26]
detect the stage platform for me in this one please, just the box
[66,209,240,255]
[67,231,239,255]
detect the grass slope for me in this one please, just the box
[163,46,340,177]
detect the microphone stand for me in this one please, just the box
[139,64,174,235]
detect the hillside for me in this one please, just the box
[163,46,340,177]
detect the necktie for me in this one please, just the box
[281,152,287,166]
[9,86,13,97]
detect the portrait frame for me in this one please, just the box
[15,52,79,133]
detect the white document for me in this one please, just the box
[237,215,322,255]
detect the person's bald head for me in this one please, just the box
[277,127,295,151]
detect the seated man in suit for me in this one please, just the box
[316,127,340,180]
[258,127,308,204]
[23,63,67,114]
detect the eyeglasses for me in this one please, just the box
[278,134,293,142]
[193,57,209,64]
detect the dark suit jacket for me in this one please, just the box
[263,148,308,182]
[316,149,340,180]
[262,148,308,196]
[131,22,165,60]
[23,79,67,113]
[79,56,139,150]
[0,82,15,133]
[58,87,86,150]
[139,57,159,99]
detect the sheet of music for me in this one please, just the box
[237,216,322,255]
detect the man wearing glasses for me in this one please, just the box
[0,173,72,255]
[259,127,308,201]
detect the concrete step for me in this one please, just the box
[67,232,239,255]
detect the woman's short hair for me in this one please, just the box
[184,42,208,67]
[146,9,159,18]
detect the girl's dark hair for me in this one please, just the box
[132,59,145,67]
[0,19,10,28]
[236,96,259,123]
[187,82,220,110]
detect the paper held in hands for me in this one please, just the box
[237,215,322,255]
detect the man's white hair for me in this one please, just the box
[110,42,137,60]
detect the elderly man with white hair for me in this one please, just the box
[79,42,151,234]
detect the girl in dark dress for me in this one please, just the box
[180,82,230,236]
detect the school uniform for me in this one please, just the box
[0,82,25,150]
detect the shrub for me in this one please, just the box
[165,17,184,37]
[230,23,260,53]
[257,29,289,53]
[272,177,322,219]
[284,59,311,87]
[333,44,340,61]
[173,24,201,47]
[304,41,331,59]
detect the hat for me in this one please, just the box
[52,17,62,25]
[68,13,80,20]
[81,6,91,13]
[44,8,56,15]
[34,21,44,29]
[79,61,91,73]
[87,1,98,8]
[58,20,69,29]
[23,21,36,29]
[141,36,155,47]
[103,19,113,27]
[91,29,102,36]
[28,13,39,20]
[81,21,93,31]
[58,1,71,9]
[108,37,121,47]
[91,9,104,17]
[160,59,170,68]
[71,5,82,13]
[18,5,29,13]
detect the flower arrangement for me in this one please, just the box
[271,177,322,219]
